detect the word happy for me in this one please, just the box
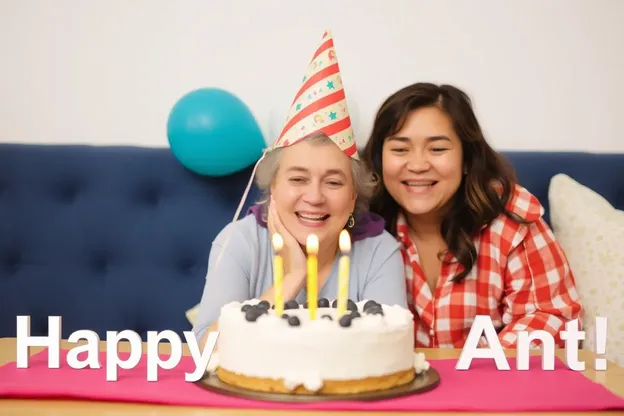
[456,315,609,371]
[15,316,218,382]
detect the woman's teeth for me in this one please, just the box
[296,213,330,221]
[403,181,436,187]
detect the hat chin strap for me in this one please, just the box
[208,148,268,275]
[232,148,268,222]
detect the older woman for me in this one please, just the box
[362,82,582,348]
[191,30,411,347]
[191,132,408,345]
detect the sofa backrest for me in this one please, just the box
[501,151,624,225]
[0,143,260,340]
[0,143,622,340]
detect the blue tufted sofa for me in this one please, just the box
[1,143,623,341]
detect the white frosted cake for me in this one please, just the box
[206,298,430,395]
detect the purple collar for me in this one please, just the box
[246,204,385,242]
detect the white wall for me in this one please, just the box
[1,0,622,152]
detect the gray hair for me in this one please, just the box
[254,133,376,220]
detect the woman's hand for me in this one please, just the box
[267,198,307,277]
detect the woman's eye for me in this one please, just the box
[327,181,343,187]
[431,148,448,153]
[289,177,306,183]
[390,148,408,153]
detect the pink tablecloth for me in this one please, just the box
[0,349,623,412]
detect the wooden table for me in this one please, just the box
[0,337,622,416]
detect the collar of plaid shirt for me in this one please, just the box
[396,183,582,349]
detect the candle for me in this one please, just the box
[272,233,284,316]
[306,234,319,320]
[337,230,351,318]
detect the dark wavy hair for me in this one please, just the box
[362,83,525,282]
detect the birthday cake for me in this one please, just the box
[206,298,429,395]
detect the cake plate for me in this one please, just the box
[195,368,440,402]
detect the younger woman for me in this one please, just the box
[362,83,582,348]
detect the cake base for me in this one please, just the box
[218,367,415,395]
[196,367,440,402]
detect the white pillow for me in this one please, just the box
[549,174,624,367]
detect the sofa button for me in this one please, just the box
[39,319,48,336]
[4,251,21,275]
[138,185,161,206]
[90,254,109,274]
[177,258,196,276]
[56,182,78,203]
[133,328,146,339]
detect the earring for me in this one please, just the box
[347,213,355,228]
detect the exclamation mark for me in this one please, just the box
[595,317,607,370]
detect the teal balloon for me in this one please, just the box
[167,88,265,177]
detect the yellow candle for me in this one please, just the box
[337,230,351,318]
[272,233,284,316]
[306,234,319,320]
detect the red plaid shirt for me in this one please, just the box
[397,184,582,348]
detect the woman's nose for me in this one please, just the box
[303,183,325,205]
[406,153,431,172]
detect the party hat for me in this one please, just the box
[273,30,358,159]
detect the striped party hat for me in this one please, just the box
[272,30,358,159]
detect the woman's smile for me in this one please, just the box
[295,211,331,228]
[400,179,439,195]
